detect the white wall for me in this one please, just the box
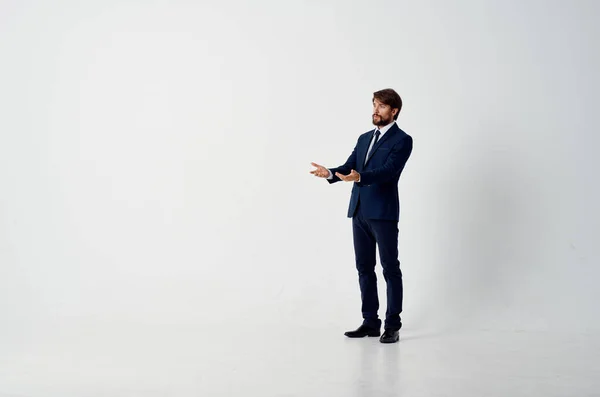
[1,0,598,375]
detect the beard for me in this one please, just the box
[372,114,392,127]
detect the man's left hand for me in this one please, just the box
[335,169,360,182]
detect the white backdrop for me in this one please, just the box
[1,0,599,395]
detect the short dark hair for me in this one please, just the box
[373,88,402,120]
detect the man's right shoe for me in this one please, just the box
[344,324,381,338]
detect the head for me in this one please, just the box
[372,88,402,127]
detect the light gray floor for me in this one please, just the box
[1,318,598,397]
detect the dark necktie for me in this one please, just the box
[364,129,381,165]
[373,129,381,146]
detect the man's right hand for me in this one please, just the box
[310,162,330,178]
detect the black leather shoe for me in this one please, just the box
[379,329,399,343]
[344,324,381,338]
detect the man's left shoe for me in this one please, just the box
[379,329,399,343]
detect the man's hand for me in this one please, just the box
[335,169,360,182]
[310,162,330,178]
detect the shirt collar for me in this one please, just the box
[375,121,395,136]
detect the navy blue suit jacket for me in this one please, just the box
[328,122,413,221]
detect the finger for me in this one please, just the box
[311,162,323,169]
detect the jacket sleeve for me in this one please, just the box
[356,135,413,186]
[327,140,359,184]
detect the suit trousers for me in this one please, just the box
[352,200,403,331]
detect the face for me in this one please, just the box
[372,98,397,127]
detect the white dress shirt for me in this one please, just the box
[327,121,396,181]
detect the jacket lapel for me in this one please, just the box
[359,129,376,170]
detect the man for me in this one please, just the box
[310,88,413,344]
